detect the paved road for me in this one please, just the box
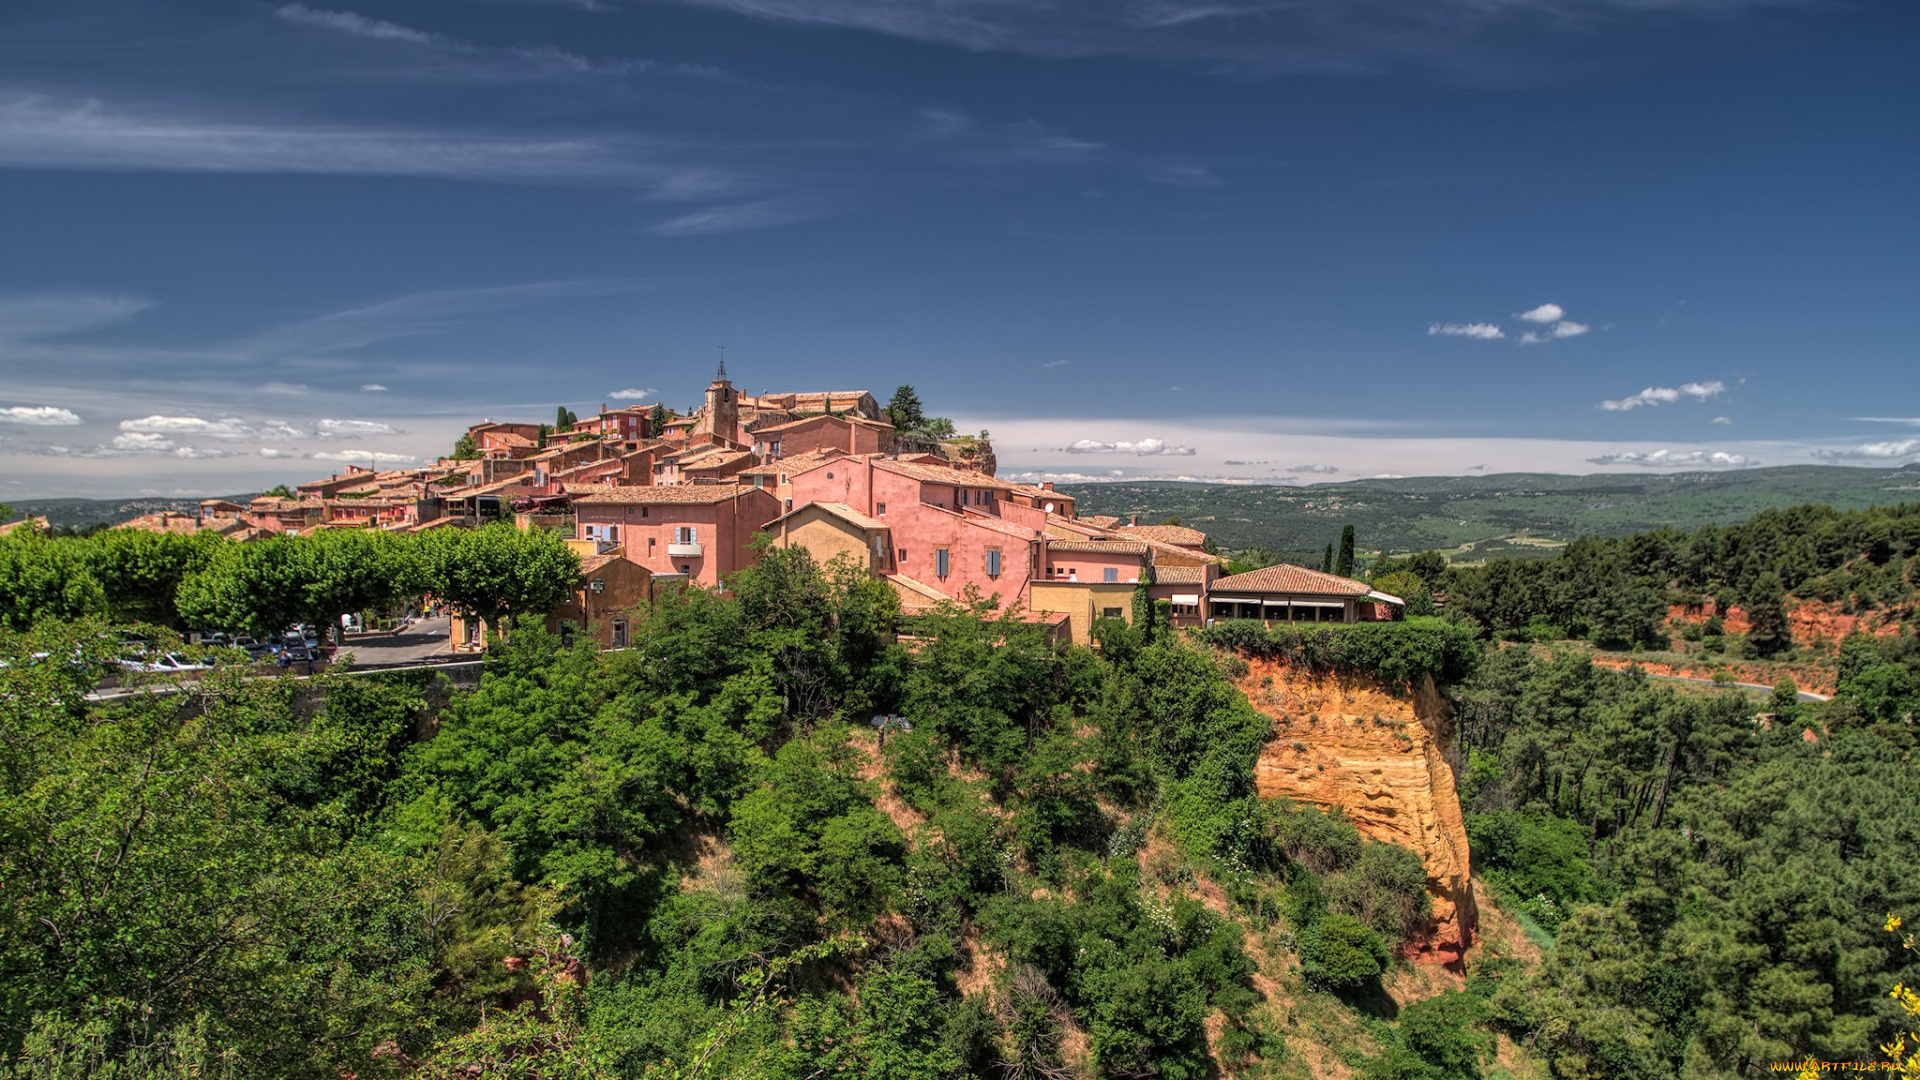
[334,616,455,667]
[1642,671,1829,703]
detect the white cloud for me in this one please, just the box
[1598,380,1723,411]
[260,448,291,458]
[316,418,400,438]
[112,432,174,452]
[1586,449,1754,468]
[1517,303,1564,323]
[1064,437,1197,456]
[275,4,440,47]
[1711,416,1732,425]
[1854,417,1920,426]
[310,449,420,464]
[119,415,256,439]
[1521,320,1590,345]
[361,384,389,392]
[170,446,237,460]
[1040,360,1071,368]
[1286,463,1340,474]
[1002,470,1129,484]
[1428,322,1504,340]
[0,405,81,426]
[1814,439,1920,461]
[609,387,656,400]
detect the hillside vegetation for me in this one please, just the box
[1063,464,1920,558]
[3,504,1918,1079]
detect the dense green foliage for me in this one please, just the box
[1,544,1445,1077]
[0,521,579,644]
[1450,645,1920,1079]
[1194,616,1482,687]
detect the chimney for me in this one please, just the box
[1130,514,1139,526]
[1042,481,1054,491]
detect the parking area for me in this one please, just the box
[332,615,454,668]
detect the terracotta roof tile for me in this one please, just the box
[1152,565,1206,584]
[1047,539,1148,555]
[1114,523,1208,547]
[1080,515,1121,529]
[574,483,756,505]
[873,458,1016,490]
[770,501,889,532]
[1209,563,1372,597]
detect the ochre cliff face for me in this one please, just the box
[1237,658,1477,962]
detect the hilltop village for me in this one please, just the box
[110,367,1404,644]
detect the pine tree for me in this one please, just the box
[554,406,577,430]
[886,386,926,432]
[648,402,668,437]
[1335,525,1356,578]
[1745,570,1792,657]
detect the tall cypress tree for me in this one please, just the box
[1322,543,1334,574]
[1335,525,1356,578]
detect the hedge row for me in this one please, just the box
[1191,616,1482,687]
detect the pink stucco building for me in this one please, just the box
[572,483,782,588]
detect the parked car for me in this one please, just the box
[120,653,212,674]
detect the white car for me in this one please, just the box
[119,653,212,674]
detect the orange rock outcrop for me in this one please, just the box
[1237,658,1476,964]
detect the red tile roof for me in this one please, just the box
[769,501,888,532]
[1047,539,1148,555]
[1114,523,1208,547]
[873,458,1017,490]
[574,483,756,505]
[1209,563,1371,597]
[1151,565,1207,584]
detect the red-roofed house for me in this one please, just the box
[1205,563,1403,624]
[787,454,1042,609]
[572,483,781,587]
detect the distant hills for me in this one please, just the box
[1,495,256,532]
[1063,463,1920,560]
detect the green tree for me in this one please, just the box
[0,533,107,630]
[263,484,294,498]
[86,528,226,627]
[422,522,579,640]
[450,433,480,460]
[1745,570,1792,657]
[885,386,926,432]
[1323,543,1335,574]
[1298,913,1387,991]
[556,406,578,430]
[1336,525,1357,578]
[648,402,668,437]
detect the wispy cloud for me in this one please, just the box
[1711,416,1732,425]
[1064,437,1197,456]
[650,0,1787,76]
[275,4,439,46]
[0,405,81,426]
[1516,302,1564,323]
[0,94,699,189]
[310,448,420,464]
[1814,438,1920,461]
[316,418,399,438]
[1147,164,1223,188]
[362,384,389,392]
[0,293,153,342]
[1855,417,1920,426]
[1598,380,1724,411]
[1429,322,1504,340]
[1040,360,1072,369]
[1520,321,1589,345]
[1587,448,1754,467]
[235,279,677,356]
[120,414,257,439]
[1286,463,1340,474]
[649,196,838,236]
[609,387,656,400]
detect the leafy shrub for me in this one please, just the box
[1298,913,1389,992]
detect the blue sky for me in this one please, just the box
[0,0,1915,497]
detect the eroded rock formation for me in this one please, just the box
[1237,658,1477,963]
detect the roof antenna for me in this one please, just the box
[716,345,728,382]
